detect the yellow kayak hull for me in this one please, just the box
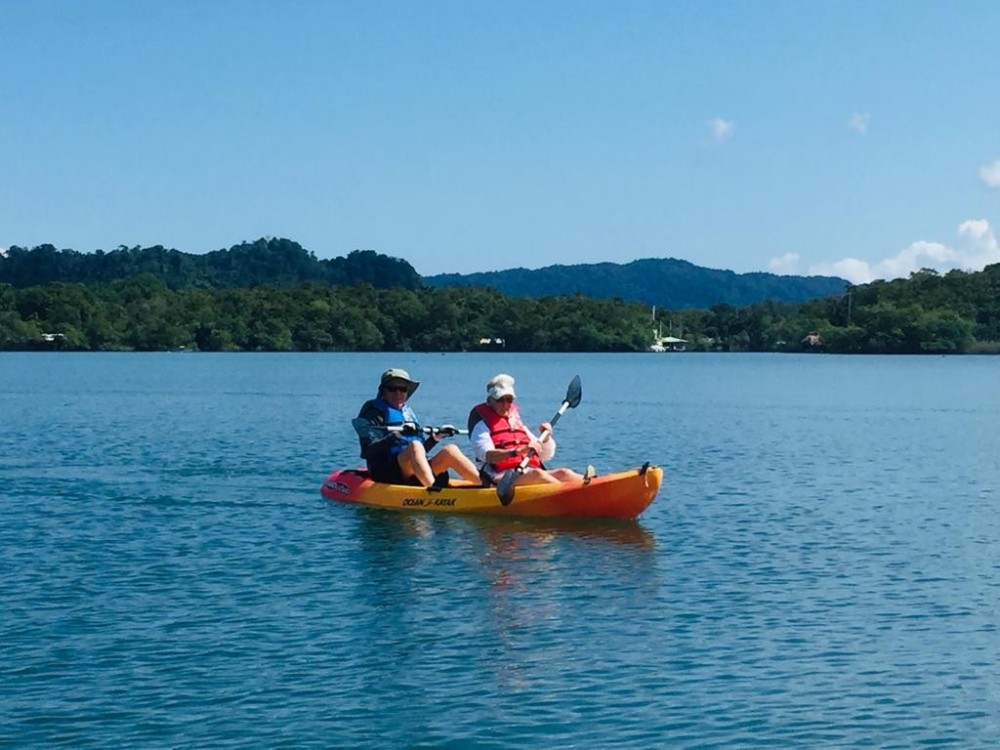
[320,464,663,519]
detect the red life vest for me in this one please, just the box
[473,402,541,471]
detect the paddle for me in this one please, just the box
[496,375,582,507]
[351,417,467,441]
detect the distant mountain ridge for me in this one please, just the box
[2,240,848,309]
[424,257,848,308]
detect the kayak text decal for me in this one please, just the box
[402,497,458,507]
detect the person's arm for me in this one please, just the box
[421,428,439,452]
[471,420,503,465]
[525,425,556,462]
[357,402,395,461]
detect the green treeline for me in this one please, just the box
[0,278,650,352]
[0,238,422,291]
[2,265,999,353]
[662,266,1000,354]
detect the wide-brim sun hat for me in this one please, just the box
[487,373,516,401]
[380,368,420,397]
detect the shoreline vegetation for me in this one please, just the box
[2,239,998,354]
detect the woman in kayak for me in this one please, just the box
[468,373,594,487]
[357,368,481,488]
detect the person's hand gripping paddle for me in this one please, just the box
[351,419,467,440]
[496,375,582,507]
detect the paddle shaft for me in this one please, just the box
[498,397,573,493]
[382,424,468,436]
[511,401,567,466]
[351,417,467,439]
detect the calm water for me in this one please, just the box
[2,352,999,748]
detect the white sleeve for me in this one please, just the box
[471,420,495,464]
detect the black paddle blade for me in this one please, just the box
[496,471,517,506]
[549,375,583,428]
[565,375,582,409]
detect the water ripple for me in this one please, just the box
[3,353,1000,747]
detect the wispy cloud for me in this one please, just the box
[707,117,734,144]
[979,159,1000,188]
[768,252,801,274]
[847,112,871,135]
[798,219,1000,284]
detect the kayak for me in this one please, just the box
[321,464,662,519]
[320,463,663,519]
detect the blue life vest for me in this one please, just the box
[374,397,420,455]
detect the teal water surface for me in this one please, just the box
[2,352,999,748]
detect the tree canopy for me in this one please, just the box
[2,241,998,354]
[0,238,422,291]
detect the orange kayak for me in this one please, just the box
[320,464,662,519]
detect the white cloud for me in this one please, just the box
[808,220,1000,284]
[768,252,801,274]
[956,218,1000,267]
[707,117,734,143]
[847,112,871,135]
[958,218,992,242]
[809,257,876,284]
[978,159,1000,188]
[0,246,7,257]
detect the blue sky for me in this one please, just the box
[3,1,999,283]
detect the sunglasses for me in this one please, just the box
[383,385,409,393]
[497,396,514,404]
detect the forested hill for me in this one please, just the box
[0,238,422,290]
[425,258,848,308]
[3,240,849,308]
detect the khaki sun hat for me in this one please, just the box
[379,368,420,397]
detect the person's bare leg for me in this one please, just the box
[549,467,585,483]
[513,467,562,486]
[429,444,480,484]
[397,442,435,487]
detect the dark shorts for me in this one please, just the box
[480,459,546,486]
[367,455,412,485]
[479,464,503,486]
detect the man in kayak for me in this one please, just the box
[356,368,481,488]
[468,373,594,487]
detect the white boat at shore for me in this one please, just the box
[649,335,687,352]
[649,310,687,351]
